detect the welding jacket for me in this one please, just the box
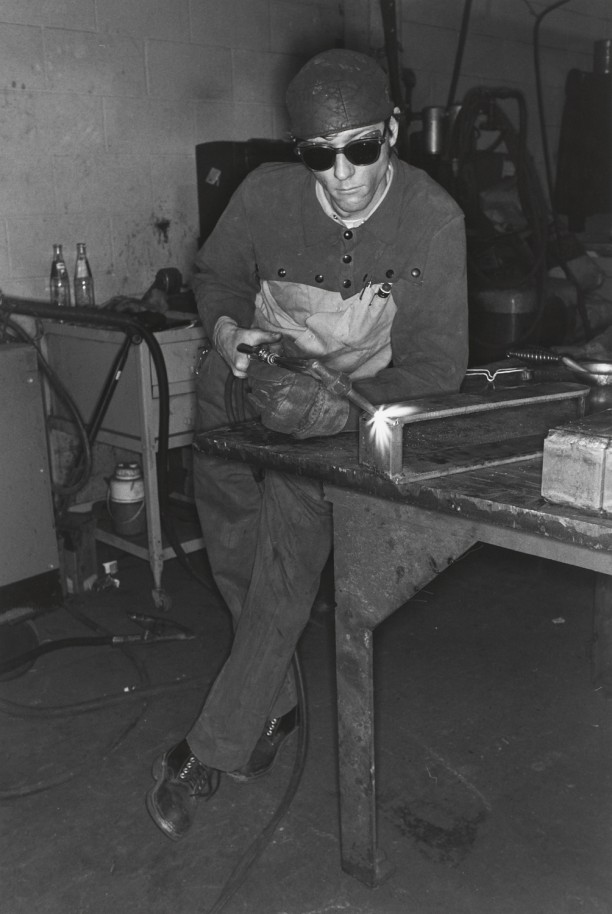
[192,157,468,436]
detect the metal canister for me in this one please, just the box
[109,462,146,537]
[422,106,446,155]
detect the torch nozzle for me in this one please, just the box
[344,389,379,418]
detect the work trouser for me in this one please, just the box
[187,350,333,772]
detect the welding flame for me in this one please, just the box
[367,403,422,451]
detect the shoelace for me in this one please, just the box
[179,755,218,797]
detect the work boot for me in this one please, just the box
[228,707,299,782]
[146,739,220,840]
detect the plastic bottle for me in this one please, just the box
[74,242,95,307]
[49,244,71,307]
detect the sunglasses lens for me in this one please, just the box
[344,139,382,166]
[299,146,336,171]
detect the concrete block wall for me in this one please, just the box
[0,0,610,306]
[0,0,343,303]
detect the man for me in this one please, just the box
[147,48,468,840]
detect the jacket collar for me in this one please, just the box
[300,161,406,248]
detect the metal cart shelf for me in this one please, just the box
[43,319,206,609]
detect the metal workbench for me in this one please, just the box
[195,398,612,887]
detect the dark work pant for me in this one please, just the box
[187,350,333,771]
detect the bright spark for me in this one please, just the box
[367,403,422,451]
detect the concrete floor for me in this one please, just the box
[1,539,611,914]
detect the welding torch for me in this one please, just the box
[237,343,379,418]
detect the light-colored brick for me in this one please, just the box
[232,49,304,106]
[269,1,336,56]
[0,0,94,29]
[96,0,190,42]
[45,28,146,96]
[0,23,46,90]
[149,153,198,222]
[104,97,195,154]
[147,39,231,101]
[194,99,275,143]
[0,88,104,155]
[0,220,9,278]
[53,152,153,214]
[190,0,270,52]
[0,153,56,215]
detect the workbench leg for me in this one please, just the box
[593,573,612,697]
[335,609,394,886]
[329,488,477,886]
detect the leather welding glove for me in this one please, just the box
[247,360,350,438]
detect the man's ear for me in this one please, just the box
[388,113,400,148]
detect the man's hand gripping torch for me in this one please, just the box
[237,343,378,418]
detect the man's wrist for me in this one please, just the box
[213,316,237,351]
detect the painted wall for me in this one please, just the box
[0,0,610,304]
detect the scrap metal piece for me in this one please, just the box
[465,366,532,385]
[357,385,589,481]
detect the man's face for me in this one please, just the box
[299,117,398,219]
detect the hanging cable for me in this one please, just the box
[446,0,474,109]
[533,0,571,205]
[532,0,592,339]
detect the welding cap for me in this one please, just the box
[286,49,394,139]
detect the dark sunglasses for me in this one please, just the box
[296,132,387,172]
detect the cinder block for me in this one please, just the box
[147,40,231,101]
[191,0,270,52]
[45,28,146,96]
[0,153,55,215]
[542,411,612,513]
[0,23,45,89]
[96,0,190,42]
[104,97,193,154]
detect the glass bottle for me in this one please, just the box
[74,242,95,307]
[49,244,71,307]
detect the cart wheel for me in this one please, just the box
[152,588,172,612]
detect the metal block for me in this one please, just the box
[542,410,612,513]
